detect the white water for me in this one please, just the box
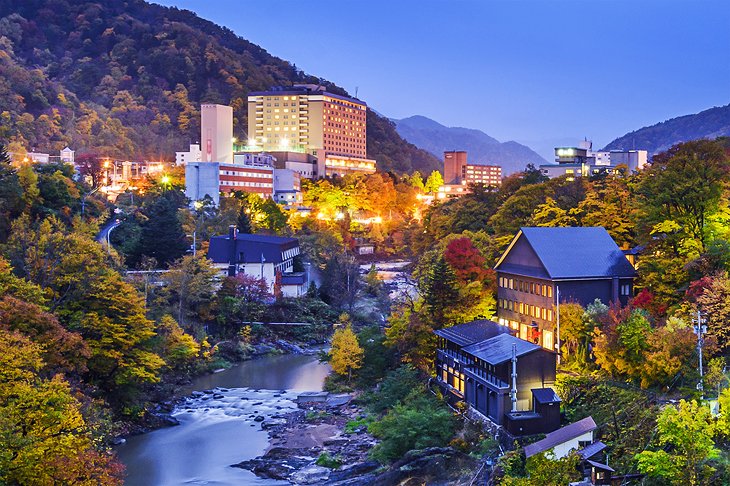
[116,354,331,485]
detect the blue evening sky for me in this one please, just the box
[155,0,730,160]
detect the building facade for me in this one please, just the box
[175,144,202,166]
[540,140,648,179]
[202,104,233,164]
[185,162,274,205]
[247,84,376,177]
[434,320,560,435]
[208,227,307,297]
[494,227,637,352]
[273,168,302,205]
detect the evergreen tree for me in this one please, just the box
[421,255,459,326]
[0,144,23,242]
[237,205,252,234]
[136,192,188,267]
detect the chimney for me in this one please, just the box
[228,225,237,277]
[511,343,518,412]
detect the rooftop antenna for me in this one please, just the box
[355,86,359,98]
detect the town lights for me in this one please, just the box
[248,138,257,147]
[161,175,171,185]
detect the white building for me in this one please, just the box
[60,147,75,164]
[208,227,308,298]
[201,104,233,164]
[540,140,648,179]
[273,168,302,205]
[176,144,202,166]
[524,416,597,460]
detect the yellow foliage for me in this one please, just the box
[329,325,363,381]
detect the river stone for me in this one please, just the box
[213,394,224,399]
[291,465,331,484]
[254,415,265,422]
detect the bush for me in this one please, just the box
[368,391,456,463]
[315,452,342,469]
[363,364,422,414]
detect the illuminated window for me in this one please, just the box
[543,330,554,350]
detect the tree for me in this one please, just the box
[557,302,587,363]
[155,315,200,371]
[424,170,444,194]
[0,143,23,241]
[329,323,364,382]
[635,140,729,252]
[636,400,719,486]
[369,392,456,464]
[75,153,107,189]
[501,452,582,486]
[136,192,188,266]
[163,254,219,327]
[0,329,123,486]
[697,273,730,352]
[443,237,490,283]
[65,271,165,406]
[420,255,460,326]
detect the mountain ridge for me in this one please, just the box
[0,0,440,174]
[392,115,546,175]
[604,103,730,154]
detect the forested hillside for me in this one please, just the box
[0,0,439,173]
[605,103,730,155]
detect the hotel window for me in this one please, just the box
[547,309,553,321]
[508,300,514,311]
[509,278,514,289]
[543,330,554,351]
[621,284,631,296]
[519,302,524,314]
[547,286,553,298]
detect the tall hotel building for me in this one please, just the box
[247,84,376,177]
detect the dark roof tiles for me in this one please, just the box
[433,320,510,347]
[462,333,541,365]
[208,233,299,264]
[532,387,561,404]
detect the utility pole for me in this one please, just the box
[556,285,561,365]
[692,309,707,400]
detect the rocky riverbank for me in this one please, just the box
[233,391,483,485]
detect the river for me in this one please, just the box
[116,354,331,486]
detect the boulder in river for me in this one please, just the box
[291,465,331,484]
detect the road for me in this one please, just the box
[97,218,121,244]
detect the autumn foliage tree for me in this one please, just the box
[0,329,123,486]
[330,320,364,383]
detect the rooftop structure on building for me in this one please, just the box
[434,320,560,436]
[247,84,376,177]
[495,227,636,352]
[540,140,647,179]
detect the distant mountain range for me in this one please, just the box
[604,103,730,154]
[392,116,548,175]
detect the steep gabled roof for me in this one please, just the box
[433,320,510,347]
[495,227,636,279]
[524,416,597,458]
[462,333,542,365]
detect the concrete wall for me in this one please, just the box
[201,104,233,164]
[185,162,220,205]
